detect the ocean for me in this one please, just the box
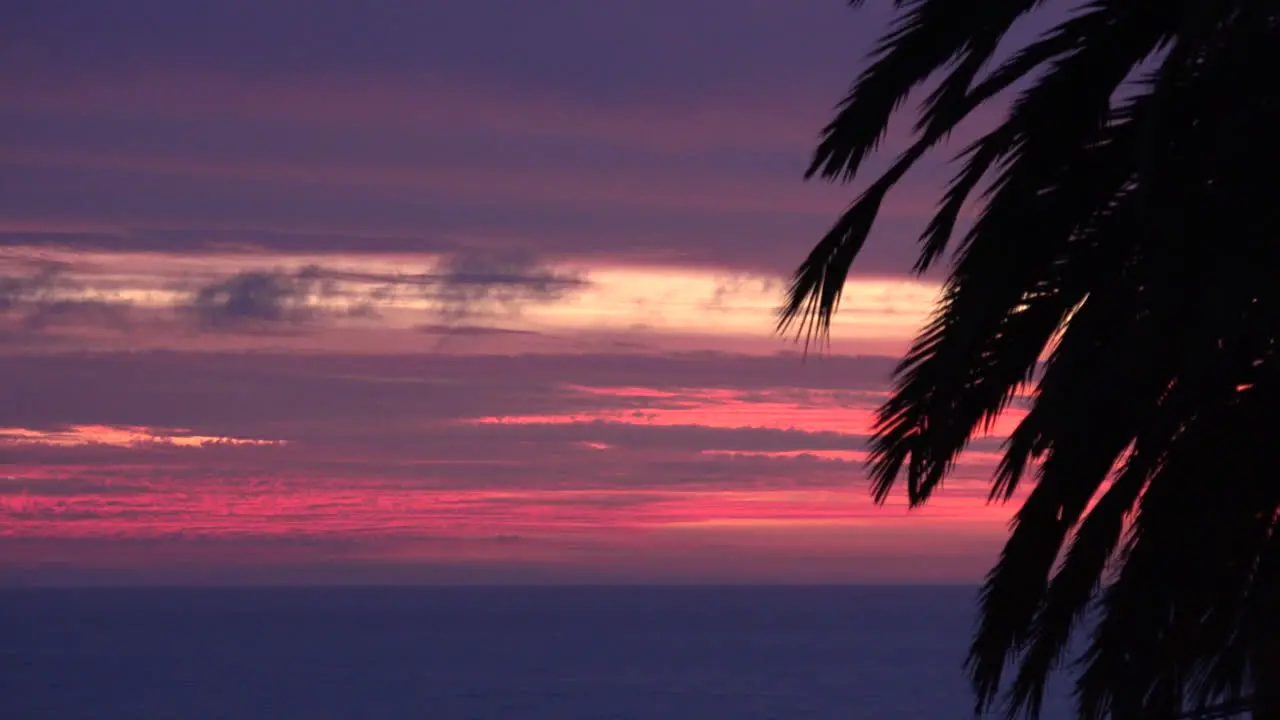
[1,586,1074,719]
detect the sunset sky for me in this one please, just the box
[1,0,1040,584]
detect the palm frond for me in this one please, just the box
[786,0,1280,717]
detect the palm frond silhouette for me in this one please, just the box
[780,2,1280,718]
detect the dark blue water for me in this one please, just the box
[1,586,1072,719]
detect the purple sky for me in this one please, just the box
[0,0,1039,585]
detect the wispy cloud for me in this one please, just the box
[0,424,284,448]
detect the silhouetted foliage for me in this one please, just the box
[780,1,1280,718]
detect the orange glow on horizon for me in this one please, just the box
[3,485,1008,532]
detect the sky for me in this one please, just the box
[0,0,1036,585]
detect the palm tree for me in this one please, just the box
[779,1,1280,718]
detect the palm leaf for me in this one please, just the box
[784,0,1280,716]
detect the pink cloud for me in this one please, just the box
[0,424,284,448]
[469,385,1026,441]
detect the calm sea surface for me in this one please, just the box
[1,586,1074,719]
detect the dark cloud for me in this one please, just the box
[0,249,593,340]
[0,259,134,338]
[420,251,587,321]
[19,299,131,332]
[0,259,68,308]
[181,252,586,333]
[187,266,346,331]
